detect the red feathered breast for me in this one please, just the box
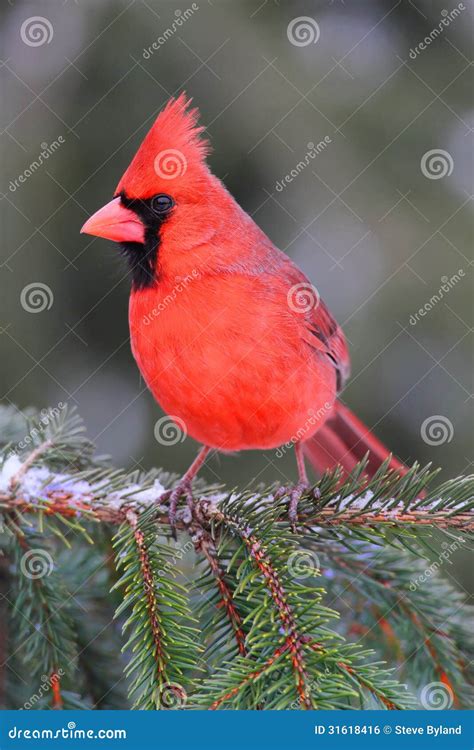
[129,273,337,451]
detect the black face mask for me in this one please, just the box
[116,191,175,290]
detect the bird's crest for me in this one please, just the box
[116,93,211,198]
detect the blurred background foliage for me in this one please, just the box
[1,2,472,587]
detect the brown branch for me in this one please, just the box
[337,661,399,710]
[1,494,122,523]
[192,528,247,658]
[325,552,464,705]
[209,643,289,710]
[125,510,166,682]
[302,508,474,530]
[205,507,313,710]
[302,638,400,710]
[242,535,312,708]
[51,671,63,710]
[1,492,472,533]
[5,522,68,708]
[401,605,459,708]
[8,441,52,491]
[209,634,404,710]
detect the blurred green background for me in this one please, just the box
[1,1,472,587]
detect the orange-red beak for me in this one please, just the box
[80,197,145,243]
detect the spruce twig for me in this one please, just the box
[0,404,472,710]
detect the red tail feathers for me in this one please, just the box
[303,400,406,480]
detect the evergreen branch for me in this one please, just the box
[126,509,168,677]
[8,440,53,492]
[1,462,472,538]
[0,555,11,709]
[192,527,247,658]
[3,491,473,533]
[314,543,474,708]
[336,662,398,710]
[301,507,473,530]
[208,643,290,710]
[58,542,128,710]
[6,523,77,708]
[112,506,199,709]
[238,531,312,709]
[293,461,474,535]
[0,405,471,710]
[307,641,401,710]
[208,504,313,709]
[198,500,415,710]
[194,639,415,710]
[207,638,406,711]
[4,494,474,533]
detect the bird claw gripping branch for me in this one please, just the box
[274,483,322,534]
[160,479,195,538]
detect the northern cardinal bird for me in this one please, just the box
[81,94,405,527]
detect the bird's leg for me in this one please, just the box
[289,442,310,532]
[162,445,211,536]
[275,442,320,532]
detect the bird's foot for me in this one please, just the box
[161,478,196,538]
[274,482,321,533]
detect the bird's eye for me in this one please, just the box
[151,194,174,214]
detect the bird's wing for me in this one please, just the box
[224,233,351,393]
[304,298,350,392]
[261,243,351,393]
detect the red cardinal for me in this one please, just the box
[81,94,405,527]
